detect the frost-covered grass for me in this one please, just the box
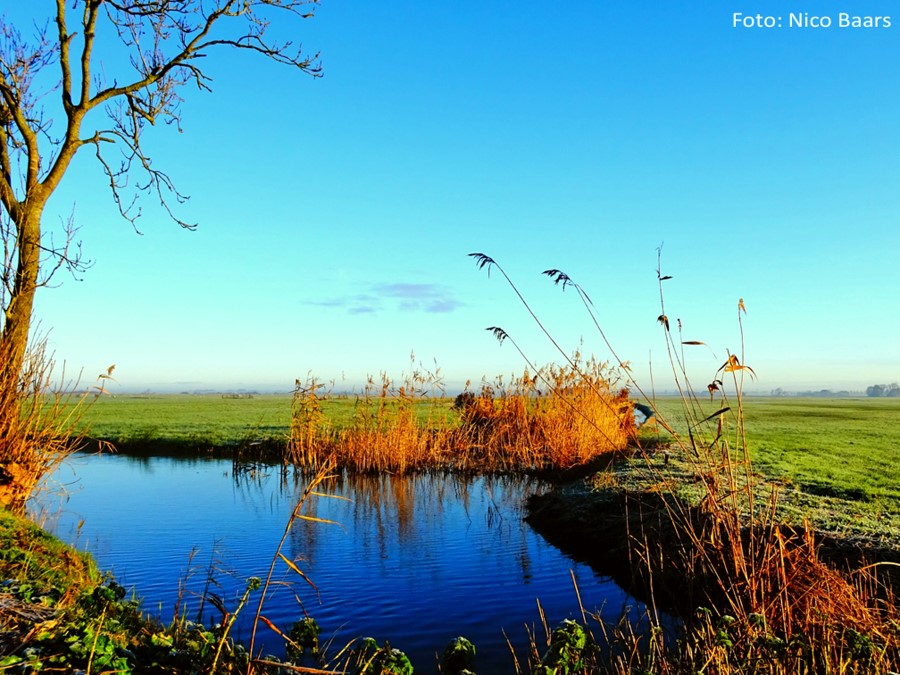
[644,396,900,506]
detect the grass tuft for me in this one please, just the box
[287,355,633,475]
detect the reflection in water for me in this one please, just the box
[227,467,546,583]
[39,454,652,673]
[276,471,545,584]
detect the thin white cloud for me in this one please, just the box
[305,283,462,315]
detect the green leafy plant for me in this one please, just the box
[442,635,476,674]
[538,620,590,675]
[285,616,322,659]
[348,637,414,675]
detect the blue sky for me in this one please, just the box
[13,1,900,393]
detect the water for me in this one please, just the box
[37,453,651,673]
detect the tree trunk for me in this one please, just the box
[2,203,42,382]
[0,203,45,513]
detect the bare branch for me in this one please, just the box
[36,210,93,287]
[0,0,320,234]
[1,208,91,314]
[54,0,74,113]
[1,0,321,379]
[0,19,57,192]
[64,0,321,229]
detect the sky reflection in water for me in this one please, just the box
[39,453,651,673]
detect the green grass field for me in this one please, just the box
[643,397,900,504]
[629,396,900,542]
[76,393,453,450]
[79,394,899,505]
[77,393,295,447]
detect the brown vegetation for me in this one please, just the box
[286,355,634,475]
[478,250,900,672]
[0,340,95,514]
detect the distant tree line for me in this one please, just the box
[866,383,900,397]
[769,388,861,398]
[795,389,855,398]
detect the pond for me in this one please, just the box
[36,453,653,673]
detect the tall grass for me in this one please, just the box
[456,354,633,471]
[287,355,633,474]
[472,251,899,673]
[0,338,103,513]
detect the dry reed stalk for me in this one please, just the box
[0,337,103,513]
[287,377,337,471]
[247,463,343,671]
[626,255,898,671]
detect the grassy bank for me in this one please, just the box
[0,507,259,673]
[0,507,149,672]
[520,384,900,672]
[635,396,900,539]
[79,394,900,506]
[646,396,900,503]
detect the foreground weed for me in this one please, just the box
[443,636,477,674]
[340,637,414,675]
[247,463,343,671]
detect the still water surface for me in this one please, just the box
[39,453,648,672]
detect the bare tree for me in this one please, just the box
[0,0,321,509]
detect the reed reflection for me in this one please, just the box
[230,467,549,584]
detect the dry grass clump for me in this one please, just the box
[284,377,336,470]
[336,370,454,473]
[511,560,898,675]
[286,356,633,474]
[455,357,633,471]
[0,338,100,513]
[286,368,454,473]
[639,510,900,673]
